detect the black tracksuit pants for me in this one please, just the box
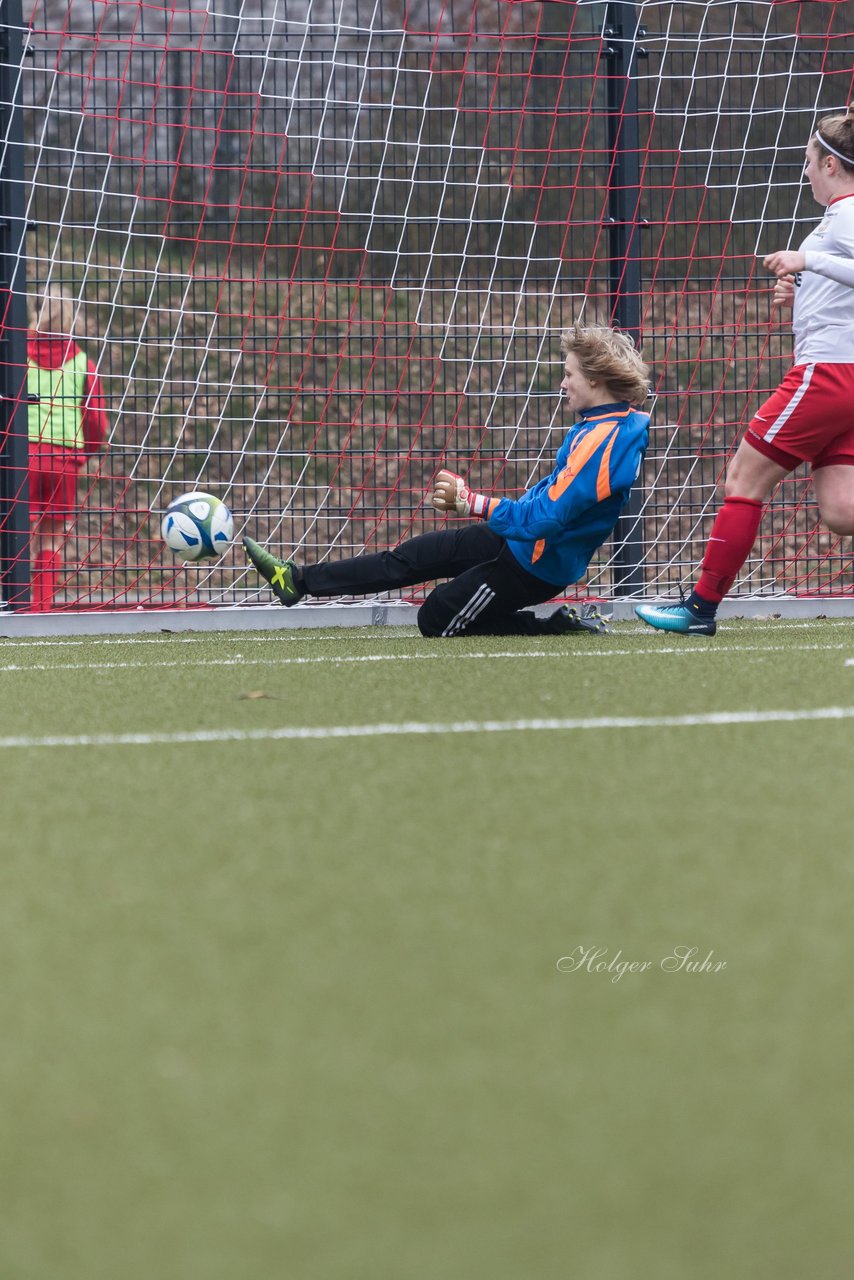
[300,524,565,637]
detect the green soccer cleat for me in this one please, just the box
[547,603,611,636]
[634,602,716,636]
[243,537,304,606]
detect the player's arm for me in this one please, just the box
[487,417,642,542]
[800,248,854,288]
[766,213,854,289]
[766,245,854,288]
[431,468,580,537]
[431,418,642,536]
[485,424,628,541]
[431,419,587,520]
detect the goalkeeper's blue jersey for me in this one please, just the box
[487,402,650,587]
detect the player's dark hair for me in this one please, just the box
[559,325,650,406]
[814,105,854,172]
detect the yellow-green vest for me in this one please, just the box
[27,349,88,449]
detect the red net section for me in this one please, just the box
[1,0,852,612]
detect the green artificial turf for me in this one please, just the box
[1,618,853,1279]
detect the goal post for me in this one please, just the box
[2,0,853,619]
[605,0,645,596]
[0,0,30,611]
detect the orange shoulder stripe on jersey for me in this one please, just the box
[589,407,634,420]
[549,420,618,502]
[596,431,618,502]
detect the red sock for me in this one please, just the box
[32,550,60,612]
[695,497,763,604]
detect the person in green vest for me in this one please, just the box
[27,288,108,611]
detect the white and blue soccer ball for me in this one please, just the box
[161,491,234,561]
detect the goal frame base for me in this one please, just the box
[1,597,853,638]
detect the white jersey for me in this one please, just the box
[795,192,854,364]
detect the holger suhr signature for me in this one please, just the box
[556,945,727,984]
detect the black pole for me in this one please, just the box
[0,0,29,609]
[604,1,646,596]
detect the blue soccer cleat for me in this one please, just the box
[634,602,716,636]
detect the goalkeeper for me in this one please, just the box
[244,325,650,637]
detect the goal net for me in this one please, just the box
[2,0,853,612]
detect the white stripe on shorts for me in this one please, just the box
[442,584,496,636]
[759,362,815,443]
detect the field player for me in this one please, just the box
[636,106,854,637]
[27,288,108,611]
[244,325,650,637]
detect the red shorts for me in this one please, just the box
[746,362,854,470]
[29,443,82,520]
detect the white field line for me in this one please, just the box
[0,641,852,674]
[0,631,421,648]
[3,705,854,749]
[0,617,853,649]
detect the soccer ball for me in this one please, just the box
[161,491,234,561]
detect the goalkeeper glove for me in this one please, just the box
[431,469,491,518]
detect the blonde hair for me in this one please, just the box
[28,287,76,336]
[814,105,854,171]
[559,325,650,406]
